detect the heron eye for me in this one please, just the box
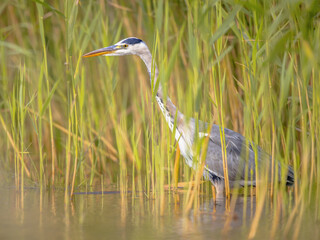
[123,44,128,48]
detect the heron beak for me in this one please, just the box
[82,45,118,58]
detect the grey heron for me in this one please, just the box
[83,37,294,197]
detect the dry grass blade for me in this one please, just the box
[0,114,30,177]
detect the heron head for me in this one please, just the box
[82,37,147,58]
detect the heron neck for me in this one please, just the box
[138,49,183,127]
[138,49,161,93]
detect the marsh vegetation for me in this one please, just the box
[0,0,319,239]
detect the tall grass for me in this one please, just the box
[1,0,319,238]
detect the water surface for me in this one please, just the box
[0,188,317,239]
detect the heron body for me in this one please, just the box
[83,37,294,197]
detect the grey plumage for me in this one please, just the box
[83,37,294,197]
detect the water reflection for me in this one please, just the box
[0,188,317,239]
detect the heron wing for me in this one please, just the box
[204,124,268,182]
